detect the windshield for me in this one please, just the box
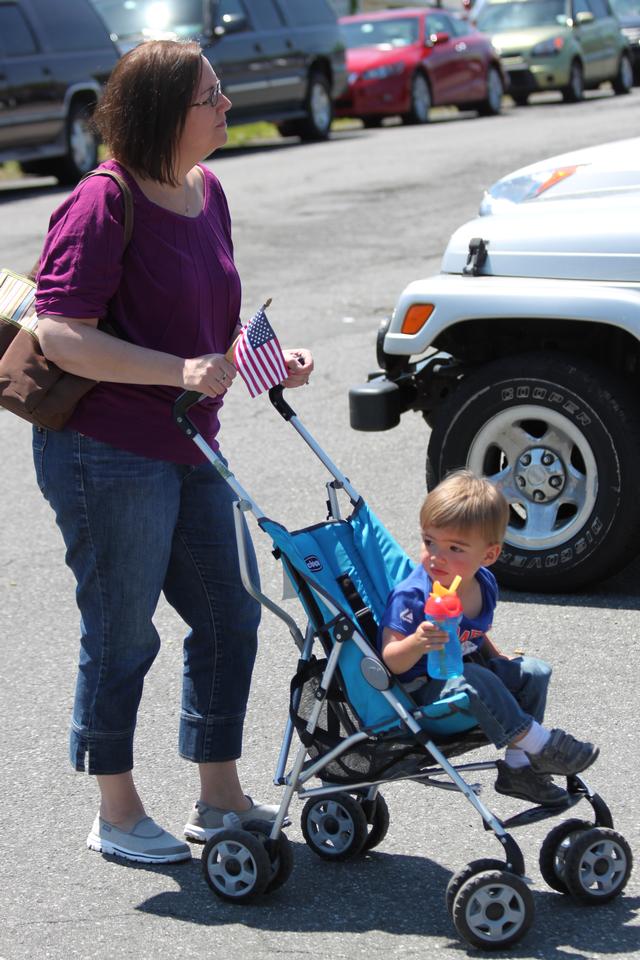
[610,0,640,15]
[341,17,420,49]
[477,0,568,31]
[90,0,204,40]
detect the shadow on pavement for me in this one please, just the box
[115,842,640,955]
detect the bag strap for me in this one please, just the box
[80,168,134,248]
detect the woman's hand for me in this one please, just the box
[182,353,237,397]
[282,348,313,388]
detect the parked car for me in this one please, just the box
[349,140,640,592]
[0,0,119,182]
[475,0,633,103]
[335,7,505,124]
[610,0,640,80]
[479,134,640,212]
[91,0,348,141]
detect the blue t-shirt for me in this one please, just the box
[378,565,498,683]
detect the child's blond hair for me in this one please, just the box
[420,470,509,545]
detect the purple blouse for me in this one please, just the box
[35,159,241,463]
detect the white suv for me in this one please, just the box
[350,139,640,592]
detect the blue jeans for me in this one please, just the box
[413,655,551,749]
[33,428,260,775]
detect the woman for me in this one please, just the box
[33,40,313,864]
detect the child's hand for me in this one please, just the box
[413,621,448,654]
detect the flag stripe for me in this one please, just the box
[232,305,288,399]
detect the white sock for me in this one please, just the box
[514,721,551,755]
[504,747,530,769]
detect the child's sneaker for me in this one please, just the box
[527,728,599,776]
[494,760,569,806]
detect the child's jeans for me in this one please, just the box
[411,655,551,748]
[33,427,261,775]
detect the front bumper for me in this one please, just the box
[502,54,571,94]
[334,73,408,117]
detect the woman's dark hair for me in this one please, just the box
[94,40,203,186]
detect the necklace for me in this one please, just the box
[184,178,190,216]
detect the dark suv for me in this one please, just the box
[91,0,348,140]
[0,0,119,182]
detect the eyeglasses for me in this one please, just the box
[190,79,222,109]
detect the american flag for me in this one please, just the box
[233,303,288,398]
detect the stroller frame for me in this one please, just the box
[173,388,629,950]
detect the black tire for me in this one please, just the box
[612,52,633,94]
[301,793,369,861]
[511,92,529,106]
[403,71,431,124]
[452,870,535,949]
[243,820,294,893]
[478,66,504,116]
[539,818,593,894]
[562,59,584,102]
[202,828,272,902]
[426,353,640,592]
[446,858,507,916]
[52,100,99,184]
[361,793,390,852]
[563,828,633,904]
[298,69,333,141]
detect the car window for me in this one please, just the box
[426,12,455,35]
[250,0,284,29]
[0,3,39,56]
[30,0,111,50]
[477,0,568,31]
[90,0,205,41]
[573,0,592,14]
[449,14,474,36]
[586,0,610,16]
[340,16,420,48]
[217,0,251,30]
[276,0,336,26]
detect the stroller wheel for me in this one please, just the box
[452,869,535,949]
[445,859,508,917]
[202,828,272,902]
[562,827,633,904]
[301,793,368,860]
[539,818,593,894]
[361,793,390,852]
[243,819,295,893]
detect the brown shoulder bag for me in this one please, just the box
[0,168,133,431]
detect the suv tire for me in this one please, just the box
[612,52,633,94]
[52,101,99,184]
[426,353,640,591]
[562,59,584,102]
[299,69,333,141]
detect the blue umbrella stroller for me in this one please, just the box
[173,388,632,950]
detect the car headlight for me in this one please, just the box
[531,36,565,56]
[361,62,405,81]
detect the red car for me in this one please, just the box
[336,7,505,125]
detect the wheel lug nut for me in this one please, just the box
[516,476,526,488]
[520,453,531,466]
[542,453,554,466]
[533,490,545,501]
[549,476,562,489]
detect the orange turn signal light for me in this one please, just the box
[401,304,434,335]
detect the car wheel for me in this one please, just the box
[298,69,333,141]
[426,353,640,592]
[403,71,431,124]
[51,100,99,184]
[562,59,584,102]
[612,52,633,94]
[511,92,529,106]
[478,66,504,115]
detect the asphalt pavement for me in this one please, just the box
[1,91,640,960]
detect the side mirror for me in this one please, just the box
[217,12,247,35]
[429,31,451,45]
[575,10,595,24]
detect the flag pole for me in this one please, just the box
[225,298,273,364]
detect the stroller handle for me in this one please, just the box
[269,385,295,421]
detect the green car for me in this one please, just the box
[475,0,633,103]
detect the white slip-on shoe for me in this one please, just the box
[87,815,192,864]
